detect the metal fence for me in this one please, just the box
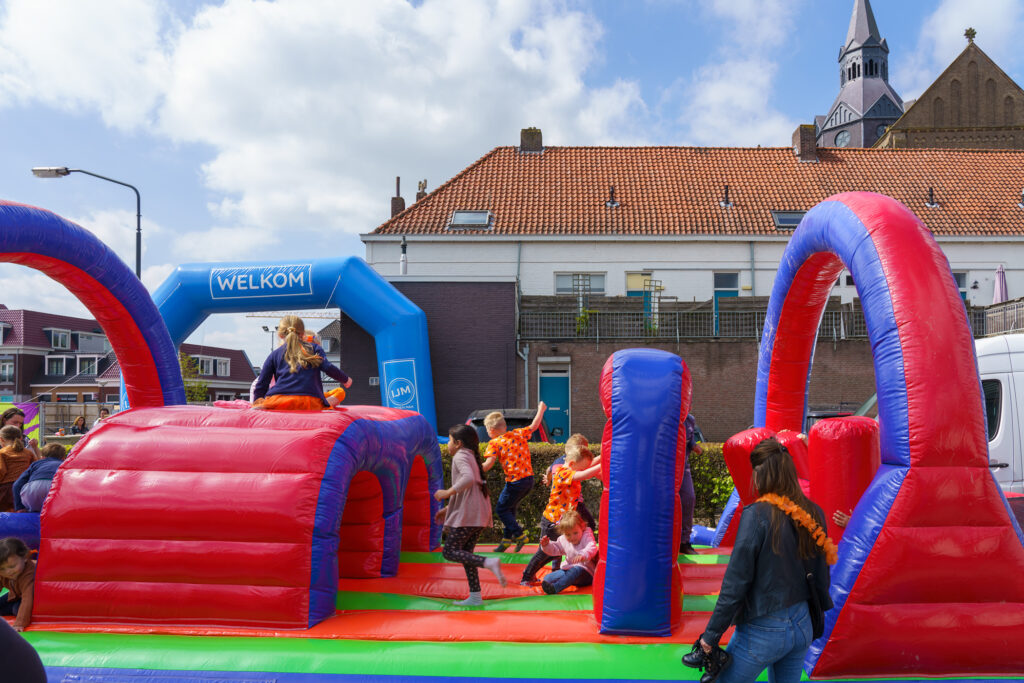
[521,306,990,341]
[985,300,1024,336]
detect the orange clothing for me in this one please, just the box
[0,446,32,484]
[543,464,581,523]
[253,395,326,411]
[485,427,534,483]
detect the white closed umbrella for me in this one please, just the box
[993,264,1008,305]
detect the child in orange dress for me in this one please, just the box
[252,315,352,411]
[0,538,35,631]
[521,442,601,585]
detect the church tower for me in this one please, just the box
[815,0,904,147]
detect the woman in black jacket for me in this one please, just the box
[694,437,835,683]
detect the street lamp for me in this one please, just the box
[31,166,142,278]
[262,325,275,351]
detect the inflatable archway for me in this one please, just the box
[0,202,185,406]
[756,192,1024,676]
[152,258,436,429]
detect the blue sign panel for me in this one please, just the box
[209,264,313,300]
[382,358,419,413]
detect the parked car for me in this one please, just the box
[465,409,553,444]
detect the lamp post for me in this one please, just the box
[31,166,142,278]
[262,325,275,352]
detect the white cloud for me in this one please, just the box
[154,0,646,234]
[671,0,800,146]
[0,0,172,130]
[897,0,1024,100]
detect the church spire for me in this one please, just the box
[844,0,882,52]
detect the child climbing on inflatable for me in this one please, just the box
[481,402,547,553]
[252,315,352,411]
[538,509,598,595]
[0,537,35,631]
[542,433,597,531]
[434,424,506,606]
[521,441,601,586]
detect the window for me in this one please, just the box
[198,358,215,375]
[56,393,77,403]
[714,272,739,290]
[216,359,230,376]
[78,357,99,376]
[50,329,71,350]
[216,392,235,401]
[82,393,97,403]
[105,394,120,403]
[770,211,805,230]
[834,130,851,147]
[0,361,12,383]
[845,274,855,287]
[555,273,605,296]
[626,272,653,297]
[983,379,1001,441]
[446,210,492,230]
[952,272,968,301]
[47,357,66,376]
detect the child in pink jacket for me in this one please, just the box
[539,509,598,595]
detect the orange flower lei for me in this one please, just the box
[756,493,838,565]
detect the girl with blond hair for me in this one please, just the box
[252,315,353,411]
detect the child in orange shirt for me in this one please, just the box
[0,538,35,631]
[0,426,33,512]
[481,402,547,552]
[521,442,601,585]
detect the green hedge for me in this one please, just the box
[439,441,734,542]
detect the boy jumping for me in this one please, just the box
[482,401,547,552]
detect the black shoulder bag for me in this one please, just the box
[802,556,826,640]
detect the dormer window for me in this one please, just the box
[446,210,493,231]
[198,357,215,376]
[216,358,230,376]
[46,328,71,350]
[771,211,806,230]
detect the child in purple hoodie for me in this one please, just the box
[538,509,598,595]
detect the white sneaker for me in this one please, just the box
[453,591,483,606]
[484,557,507,587]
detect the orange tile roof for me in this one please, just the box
[372,146,1024,237]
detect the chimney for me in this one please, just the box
[390,176,405,217]
[520,127,543,153]
[415,179,427,202]
[792,125,818,162]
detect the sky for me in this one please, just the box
[1,0,1022,368]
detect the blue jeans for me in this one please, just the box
[678,460,695,544]
[719,602,811,683]
[495,476,533,538]
[542,565,593,594]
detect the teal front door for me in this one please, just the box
[539,370,570,443]
[713,290,738,336]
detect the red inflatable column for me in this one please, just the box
[719,428,775,545]
[808,416,880,541]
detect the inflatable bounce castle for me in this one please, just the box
[1,191,1023,680]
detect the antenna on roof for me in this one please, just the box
[720,185,733,208]
[605,185,620,209]
[1018,188,1024,209]
[926,186,939,208]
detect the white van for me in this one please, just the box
[976,334,1024,494]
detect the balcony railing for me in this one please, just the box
[521,307,990,341]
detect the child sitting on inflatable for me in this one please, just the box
[538,509,598,595]
[252,315,353,411]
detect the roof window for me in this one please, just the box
[771,211,805,230]
[446,210,493,231]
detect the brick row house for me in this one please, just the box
[0,306,255,404]
[357,128,1024,442]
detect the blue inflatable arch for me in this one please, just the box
[152,257,437,429]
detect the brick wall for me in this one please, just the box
[519,339,875,444]
[337,281,517,432]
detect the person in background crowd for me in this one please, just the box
[0,409,39,460]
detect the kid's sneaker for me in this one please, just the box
[513,532,530,553]
[493,538,513,553]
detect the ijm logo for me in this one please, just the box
[209,264,313,300]
[387,377,416,408]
